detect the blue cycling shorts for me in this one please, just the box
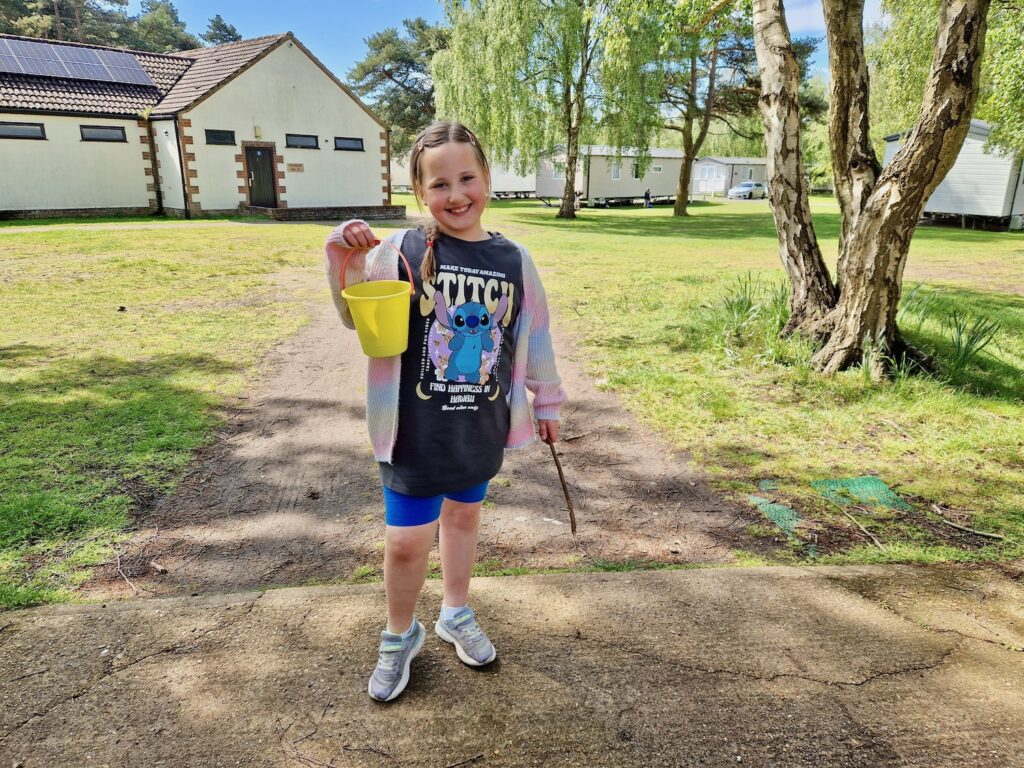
[383,481,490,527]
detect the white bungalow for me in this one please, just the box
[690,156,768,197]
[883,120,1024,230]
[0,32,401,220]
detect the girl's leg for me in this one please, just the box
[438,499,482,607]
[383,519,439,634]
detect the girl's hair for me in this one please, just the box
[409,121,491,283]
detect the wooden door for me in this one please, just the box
[246,147,276,207]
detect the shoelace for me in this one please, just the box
[376,639,406,678]
[454,614,485,645]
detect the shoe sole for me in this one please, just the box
[368,621,425,702]
[435,620,497,667]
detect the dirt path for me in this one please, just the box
[83,293,755,600]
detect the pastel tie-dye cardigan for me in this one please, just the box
[325,224,566,464]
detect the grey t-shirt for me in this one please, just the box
[379,229,523,496]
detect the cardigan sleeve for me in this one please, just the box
[324,219,371,330]
[521,247,567,421]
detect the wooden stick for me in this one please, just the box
[547,440,577,534]
[931,504,1006,540]
[842,510,886,551]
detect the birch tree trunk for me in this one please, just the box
[752,0,837,333]
[813,0,991,374]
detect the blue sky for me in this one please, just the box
[128,1,883,82]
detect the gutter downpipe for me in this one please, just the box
[172,114,191,220]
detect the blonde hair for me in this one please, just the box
[409,121,491,282]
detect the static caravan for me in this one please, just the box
[536,145,683,206]
[883,120,1024,230]
[690,157,767,197]
[392,154,534,197]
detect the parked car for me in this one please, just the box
[727,181,767,199]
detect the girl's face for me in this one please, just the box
[417,141,489,240]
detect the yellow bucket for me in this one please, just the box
[341,240,415,358]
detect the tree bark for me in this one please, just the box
[752,0,837,333]
[812,0,991,374]
[557,9,595,220]
[673,46,718,217]
[822,0,881,285]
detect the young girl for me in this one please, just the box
[324,121,566,702]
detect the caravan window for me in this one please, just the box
[611,162,621,181]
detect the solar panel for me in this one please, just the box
[0,40,23,75]
[96,48,154,87]
[0,38,155,86]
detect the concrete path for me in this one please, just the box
[3,564,1022,767]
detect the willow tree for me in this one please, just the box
[433,0,658,219]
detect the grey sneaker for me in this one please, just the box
[368,620,425,702]
[435,607,497,667]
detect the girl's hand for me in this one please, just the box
[330,220,377,249]
[538,419,559,443]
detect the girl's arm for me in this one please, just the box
[522,248,567,438]
[325,219,377,329]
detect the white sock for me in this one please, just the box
[441,603,468,622]
[388,617,417,638]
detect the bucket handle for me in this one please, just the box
[341,238,415,295]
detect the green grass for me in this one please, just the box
[471,194,1023,565]
[2,196,1022,608]
[0,223,330,607]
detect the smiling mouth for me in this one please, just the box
[447,204,471,216]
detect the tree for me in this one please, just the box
[129,0,200,52]
[434,0,658,219]
[348,18,448,158]
[202,14,240,45]
[5,0,131,44]
[695,0,993,375]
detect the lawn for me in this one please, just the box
[1,196,1021,608]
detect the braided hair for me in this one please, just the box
[408,121,491,283]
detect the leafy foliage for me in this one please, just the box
[870,0,1024,157]
[347,18,449,158]
[202,14,240,46]
[0,0,238,52]
[433,0,660,198]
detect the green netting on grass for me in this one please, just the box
[811,476,912,511]
[747,494,799,538]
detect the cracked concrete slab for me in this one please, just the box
[1,564,1022,767]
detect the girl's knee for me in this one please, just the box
[385,525,434,562]
[441,501,481,530]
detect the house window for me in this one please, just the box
[334,136,364,151]
[286,133,319,149]
[80,125,126,142]
[632,162,642,179]
[552,163,565,180]
[0,121,45,140]
[206,129,235,145]
[611,162,621,181]
[652,165,663,173]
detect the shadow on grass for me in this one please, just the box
[901,287,1024,401]
[0,347,243,550]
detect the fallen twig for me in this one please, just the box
[111,544,139,594]
[931,504,1006,540]
[445,754,485,768]
[842,510,886,551]
[563,431,590,442]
